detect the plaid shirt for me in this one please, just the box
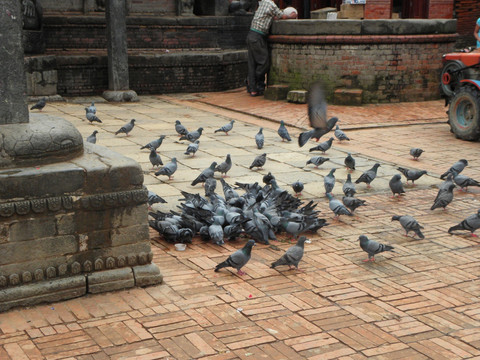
[250,0,283,35]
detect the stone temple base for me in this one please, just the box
[0,142,162,312]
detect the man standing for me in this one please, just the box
[246,1,296,97]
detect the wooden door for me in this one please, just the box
[402,0,429,18]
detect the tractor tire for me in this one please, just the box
[448,86,480,141]
[440,60,474,98]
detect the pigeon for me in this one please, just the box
[359,235,394,262]
[86,101,96,114]
[30,97,46,111]
[204,177,217,197]
[209,218,224,245]
[397,167,427,186]
[184,140,200,156]
[255,128,264,149]
[149,148,163,169]
[271,236,308,271]
[147,190,167,207]
[175,120,188,137]
[306,156,329,168]
[292,180,304,196]
[355,163,381,188]
[389,174,405,198]
[250,153,267,170]
[324,168,336,194]
[299,117,339,148]
[309,137,334,153]
[155,157,177,180]
[214,239,255,275]
[214,120,235,135]
[344,153,355,172]
[115,119,136,136]
[141,135,166,151]
[391,215,425,239]
[85,109,102,124]
[342,196,366,213]
[263,172,275,185]
[440,159,468,179]
[297,82,329,147]
[278,120,291,142]
[453,171,480,191]
[215,154,232,177]
[327,193,352,218]
[448,209,480,237]
[86,130,98,144]
[334,125,350,141]
[431,183,455,210]
[410,148,424,160]
[191,162,217,186]
[343,174,356,197]
[180,127,203,142]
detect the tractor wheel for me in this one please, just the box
[448,86,480,141]
[440,60,474,98]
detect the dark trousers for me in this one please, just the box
[246,30,269,93]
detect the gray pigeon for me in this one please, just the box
[453,171,480,191]
[250,153,267,170]
[334,125,350,141]
[448,209,480,236]
[397,167,427,186]
[271,236,308,270]
[278,120,291,142]
[147,190,167,207]
[86,130,98,144]
[155,157,177,180]
[115,119,136,136]
[410,148,424,160]
[184,140,200,156]
[309,137,334,153]
[391,215,425,239]
[324,168,336,194]
[30,97,46,111]
[191,161,217,186]
[141,135,166,151]
[355,163,381,188]
[214,120,235,135]
[292,180,304,196]
[344,153,355,172]
[215,154,232,177]
[306,156,329,168]
[359,235,394,262]
[342,174,356,197]
[327,193,352,218]
[389,174,405,197]
[431,183,455,210]
[85,109,102,124]
[214,239,255,275]
[180,127,203,142]
[209,218,224,245]
[440,159,468,179]
[149,148,163,169]
[255,128,264,149]
[204,177,217,197]
[299,117,339,148]
[342,196,366,213]
[297,82,329,147]
[263,172,275,185]
[86,101,96,114]
[175,120,188,137]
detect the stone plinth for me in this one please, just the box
[25,56,59,97]
[0,140,162,312]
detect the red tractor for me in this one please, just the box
[441,52,480,140]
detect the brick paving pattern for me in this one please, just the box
[1,91,479,359]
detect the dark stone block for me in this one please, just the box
[264,85,290,101]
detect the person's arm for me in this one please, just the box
[474,24,480,44]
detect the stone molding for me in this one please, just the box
[0,188,148,217]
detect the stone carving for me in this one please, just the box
[31,198,46,213]
[9,274,20,286]
[229,0,254,15]
[0,276,7,287]
[34,268,44,281]
[95,0,106,11]
[117,256,126,267]
[138,252,148,265]
[15,201,30,215]
[47,197,62,211]
[46,266,56,278]
[179,0,194,16]
[106,257,115,269]
[21,0,43,30]
[58,263,67,276]
[83,260,93,272]
[94,258,104,271]
[22,271,32,283]
[0,203,15,217]
[71,262,81,274]
[128,255,137,266]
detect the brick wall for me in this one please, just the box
[364,0,391,19]
[268,35,456,103]
[455,0,480,48]
[429,0,453,19]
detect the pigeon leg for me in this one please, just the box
[237,269,246,276]
[367,184,371,189]
[169,176,174,180]
[362,258,371,262]
[472,233,478,237]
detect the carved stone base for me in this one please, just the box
[102,90,139,102]
[0,141,162,312]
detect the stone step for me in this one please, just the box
[287,90,308,104]
[264,85,289,101]
[333,88,363,105]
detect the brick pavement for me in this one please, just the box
[0,93,479,359]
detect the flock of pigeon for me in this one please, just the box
[29,87,480,276]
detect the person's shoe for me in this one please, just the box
[250,92,260,97]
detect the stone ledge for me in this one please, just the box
[287,90,308,104]
[264,85,289,101]
[334,88,363,105]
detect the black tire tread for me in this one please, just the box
[448,85,480,141]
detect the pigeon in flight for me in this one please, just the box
[214,120,235,135]
[30,97,46,111]
[86,130,98,144]
[391,215,425,239]
[298,82,329,147]
[359,235,394,262]
[214,239,255,276]
[115,119,136,136]
[271,236,308,271]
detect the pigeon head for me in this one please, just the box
[131,119,136,124]
[280,120,285,126]
[93,130,98,135]
[335,125,340,130]
[329,168,336,175]
[346,174,352,181]
[373,163,381,169]
[328,137,334,142]
[391,215,401,221]
[259,127,263,133]
[171,157,177,163]
[297,236,308,247]
[326,193,334,200]
[392,174,401,181]
[198,127,204,133]
[358,235,369,244]
[175,120,180,124]
[210,162,218,169]
[459,159,468,165]
[160,135,166,139]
